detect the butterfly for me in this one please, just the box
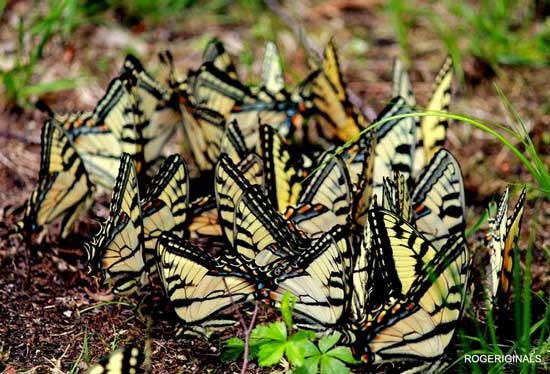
[392,57,453,177]
[14,119,95,239]
[412,148,465,249]
[87,345,145,374]
[155,231,255,327]
[52,72,144,188]
[215,153,305,265]
[283,152,352,236]
[346,208,469,372]
[122,54,182,168]
[371,96,416,201]
[484,186,526,304]
[332,126,377,229]
[86,153,189,295]
[156,224,352,329]
[303,40,366,147]
[258,124,311,212]
[188,154,263,252]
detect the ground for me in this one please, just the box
[1,1,549,373]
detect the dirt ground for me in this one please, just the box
[1,1,550,373]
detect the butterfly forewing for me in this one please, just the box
[86,153,145,295]
[372,96,416,202]
[156,232,253,326]
[268,225,352,327]
[412,149,465,249]
[413,56,453,176]
[17,119,95,238]
[141,154,189,275]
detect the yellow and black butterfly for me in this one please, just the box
[347,208,469,371]
[484,186,526,304]
[203,38,239,80]
[140,154,189,274]
[261,41,285,94]
[230,88,307,147]
[87,345,145,374]
[392,56,453,177]
[372,96,416,200]
[228,41,308,144]
[260,224,352,328]
[303,41,366,146]
[188,153,263,252]
[156,224,352,329]
[411,148,465,249]
[191,62,250,118]
[259,124,311,212]
[53,72,144,188]
[283,153,352,235]
[14,119,96,239]
[86,153,146,295]
[180,106,227,172]
[122,54,182,167]
[215,153,306,265]
[382,172,414,223]
[86,153,189,295]
[155,231,255,328]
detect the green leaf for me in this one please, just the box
[290,330,315,342]
[285,341,305,367]
[301,340,320,358]
[252,321,287,342]
[258,341,286,366]
[320,355,351,374]
[294,356,320,374]
[318,332,341,353]
[325,346,359,364]
[221,337,245,362]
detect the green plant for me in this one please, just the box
[385,0,416,63]
[223,293,358,373]
[456,227,550,373]
[1,0,83,109]
[386,0,549,80]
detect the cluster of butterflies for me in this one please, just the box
[11,39,527,373]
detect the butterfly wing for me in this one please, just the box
[413,56,453,177]
[412,148,465,249]
[156,232,254,326]
[141,154,189,275]
[284,153,351,235]
[266,225,352,327]
[85,153,145,295]
[87,345,144,374]
[372,96,416,201]
[262,41,285,93]
[16,119,95,239]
